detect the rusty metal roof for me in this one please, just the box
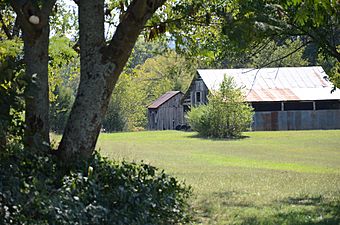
[148,91,182,109]
[197,67,340,102]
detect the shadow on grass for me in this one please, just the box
[186,133,250,141]
[283,195,323,206]
[268,195,340,225]
[195,193,340,225]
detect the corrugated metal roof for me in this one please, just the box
[197,66,340,102]
[148,91,182,109]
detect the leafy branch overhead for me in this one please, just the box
[142,0,339,64]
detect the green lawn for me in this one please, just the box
[96,130,340,224]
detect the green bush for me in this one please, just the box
[0,145,192,224]
[188,76,254,138]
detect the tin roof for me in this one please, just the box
[148,91,182,109]
[197,66,340,102]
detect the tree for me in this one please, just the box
[6,0,167,163]
[126,37,167,71]
[222,1,339,64]
[244,39,309,68]
[148,1,338,69]
[8,0,56,151]
[103,51,196,131]
[57,0,167,162]
[188,76,253,138]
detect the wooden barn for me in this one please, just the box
[183,66,340,130]
[148,91,184,130]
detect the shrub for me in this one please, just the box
[188,76,253,138]
[0,39,25,149]
[0,145,192,224]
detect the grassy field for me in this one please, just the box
[96,130,340,224]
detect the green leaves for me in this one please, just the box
[103,43,196,132]
[188,76,254,138]
[0,146,192,224]
[0,39,25,146]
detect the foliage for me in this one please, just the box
[188,77,253,138]
[0,2,18,40]
[103,50,196,131]
[126,38,167,71]
[0,39,25,148]
[50,0,78,38]
[0,145,192,224]
[219,0,339,61]
[48,35,79,102]
[48,36,79,133]
[147,0,339,81]
[329,61,340,89]
[243,39,309,68]
[49,86,75,133]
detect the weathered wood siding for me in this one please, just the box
[183,75,209,107]
[253,110,340,131]
[148,93,184,130]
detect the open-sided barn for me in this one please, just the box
[183,66,340,130]
[148,66,340,131]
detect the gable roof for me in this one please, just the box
[148,91,182,109]
[197,66,340,102]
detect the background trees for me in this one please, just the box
[102,50,196,132]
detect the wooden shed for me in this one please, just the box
[148,91,184,130]
[183,66,340,130]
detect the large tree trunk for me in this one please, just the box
[10,0,56,150]
[58,0,166,162]
[22,25,50,149]
[57,0,108,161]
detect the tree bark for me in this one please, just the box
[10,0,56,150]
[58,0,166,162]
[22,24,50,149]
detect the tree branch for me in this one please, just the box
[10,0,56,37]
[41,0,57,19]
[12,16,20,37]
[0,13,12,39]
[10,0,37,37]
[104,0,166,66]
[246,40,312,73]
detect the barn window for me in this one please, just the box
[284,101,313,111]
[315,100,340,110]
[251,102,281,111]
[196,92,201,103]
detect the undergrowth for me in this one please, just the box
[0,144,192,225]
